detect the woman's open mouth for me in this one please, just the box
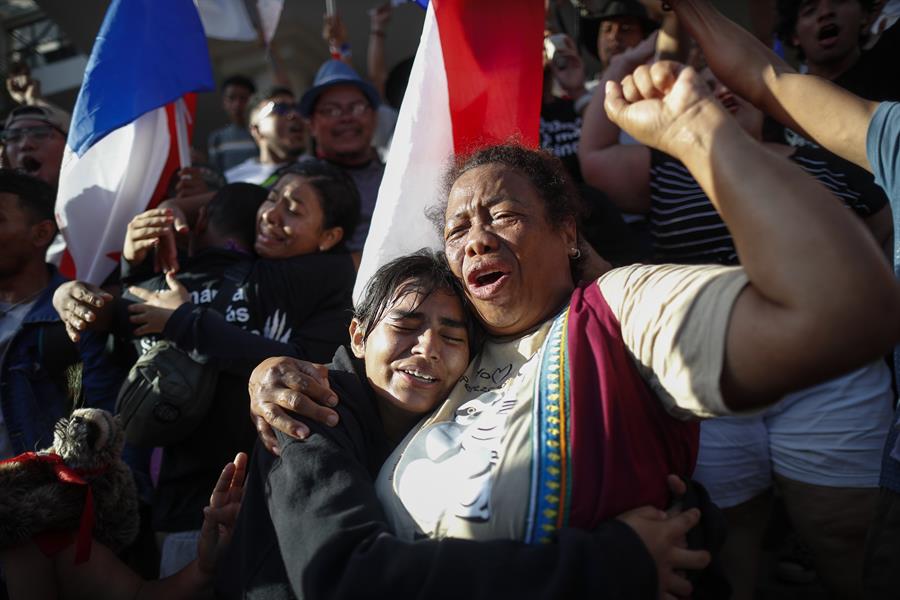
[467,267,510,300]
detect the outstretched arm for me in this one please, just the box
[267,423,708,600]
[605,61,900,410]
[578,34,656,212]
[669,0,878,170]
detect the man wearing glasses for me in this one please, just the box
[299,60,383,258]
[1,103,69,187]
[225,88,307,186]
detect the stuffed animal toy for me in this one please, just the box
[0,408,139,563]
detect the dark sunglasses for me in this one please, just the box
[254,101,302,123]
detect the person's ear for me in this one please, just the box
[249,122,263,144]
[317,226,344,252]
[560,215,577,250]
[31,219,55,249]
[349,318,366,358]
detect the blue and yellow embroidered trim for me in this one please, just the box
[525,307,572,544]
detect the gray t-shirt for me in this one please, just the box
[342,158,385,253]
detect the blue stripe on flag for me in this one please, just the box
[392,0,429,9]
[68,0,214,157]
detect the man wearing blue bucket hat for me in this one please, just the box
[300,60,383,259]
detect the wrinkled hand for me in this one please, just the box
[197,452,248,575]
[53,281,113,342]
[127,272,189,335]
[323,13,347,46]
[123,208,175,267]
[175,166,209,198]
[248,356,339,454]
[369,3,392,32]
[604,61,723,158]
[617,504,711,599]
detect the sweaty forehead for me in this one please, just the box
[446,164,538,219]
[273,174,310,196]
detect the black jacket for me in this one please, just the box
[119,248,356,531]
[216,347,659,600]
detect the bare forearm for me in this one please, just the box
[368,33,387,98]
[680,105,900,404]
[684,111,882,305]
[673,0,877,169]
[579,56,649,194]
[655,10,688,62]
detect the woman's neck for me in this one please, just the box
[376,398,422,446]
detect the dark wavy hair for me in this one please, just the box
[206,182,268,249]
[354,249,481,356]
[433,143,586,235]
[271,159,361,248]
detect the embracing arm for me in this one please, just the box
[604,61,900,412]
[162,303,306,374]
[670,0,878,170]
[268,424,705,600]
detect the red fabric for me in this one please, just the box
[0,452,106,564]
[565,283,699,526]
[432,0,544,156]
[147,93,196,211]
[59,250,76,279]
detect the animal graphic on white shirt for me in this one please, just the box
[397,386,519,525]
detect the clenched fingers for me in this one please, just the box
[632,64,662,101]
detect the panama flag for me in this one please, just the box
[56,0,214,283]
[353,0,544,303]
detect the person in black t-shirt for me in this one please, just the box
[776,0,900,128]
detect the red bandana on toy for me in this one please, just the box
[0,452,108,564]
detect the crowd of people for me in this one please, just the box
[1,0,900,598]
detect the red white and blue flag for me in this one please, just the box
[354,0,544,302]
[55,0,214,283]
